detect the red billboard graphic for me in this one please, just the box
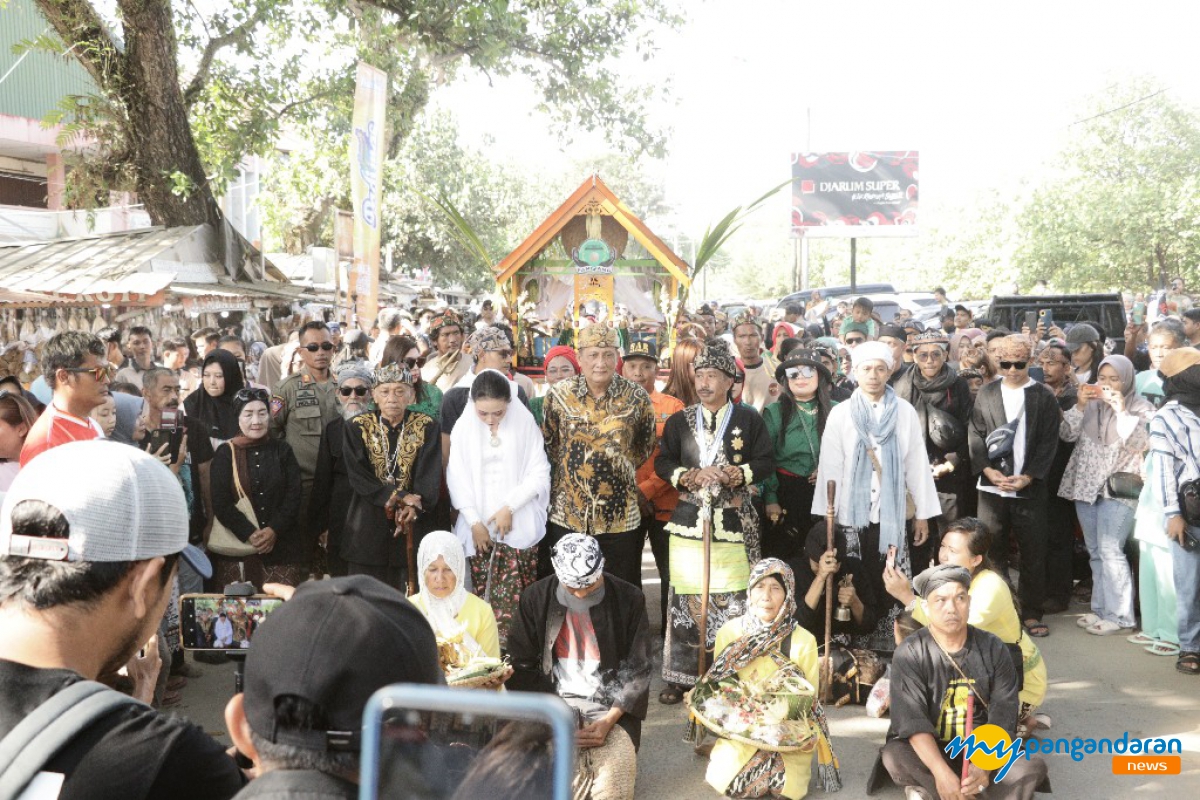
[790,151,919,238]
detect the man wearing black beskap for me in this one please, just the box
[0,441,243,800]
[224,575,443,799]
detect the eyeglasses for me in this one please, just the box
[733,376,745,384]
[998,361,1028,371]
[339,386,370,397]
[785,366,817,380]
[302,343,336,353]
[62,364,115,381]
[404,356,427,370]
[914,351,945,362]
[234,388,270,404]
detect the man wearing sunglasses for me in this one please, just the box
[968,335,1062,639]
[271,322,341,571]
[21,332,111,467]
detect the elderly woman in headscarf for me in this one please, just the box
[447,369,549,649]
[693,558,836,800]
[1147,349,1200,676]
[1058,354,1155,636]
[410,531,507,685]
[184,349,245,449]
[893,329,975,540]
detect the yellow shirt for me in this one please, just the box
[705,617,820,800]
[411,591,501,661]
[911,569,1047,707]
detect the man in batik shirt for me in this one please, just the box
[654,339,775,703]
[541,324,655,586]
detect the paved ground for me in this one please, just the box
[174,547,1200,798]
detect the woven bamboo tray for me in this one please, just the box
[685,687,819,753]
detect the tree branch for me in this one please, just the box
[183,4,274,106]
[33,0,126,94]
[272,86,342,121]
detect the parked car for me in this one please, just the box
[985,294,1128,354]
[774,282,898,314]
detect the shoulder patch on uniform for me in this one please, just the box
[270,396,285,417]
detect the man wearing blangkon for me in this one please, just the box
[0,441,243,799]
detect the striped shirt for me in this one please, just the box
[1148,400,1200,516]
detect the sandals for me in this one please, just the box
[1024,619,1050,638]
[1146,641,1180,657]
[1127,632,1158,645]
[1176,652,1200,676]
[658,685,684,705]
[1076,614,1099,629]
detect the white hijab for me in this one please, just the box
[414,530,475,649]
[447,369,550,557]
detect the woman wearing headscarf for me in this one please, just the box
[410,530,504,677]
[209,387,304,587]
[529,345,579,425]
[893,330,974,542]
[184,349,245,449]
[1058,354,1155,635]
[1147,348,1200,676]
[447,369,550,649]
[692,558,836,799]
[949,326,984,366]
[761,351,835,561]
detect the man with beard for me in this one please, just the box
[0,442,242,799]
[654,340,774,703]
[419,309,470,393]
[312,364,374,578]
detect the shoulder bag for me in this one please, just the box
[207,446,260,558]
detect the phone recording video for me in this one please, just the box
[142,407,184,462]
[179,594,285,651]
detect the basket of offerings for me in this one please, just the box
[445,656,511,688]
[685,667,819,752]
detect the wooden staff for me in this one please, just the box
[962,694,975,781]
[822,480,837,703]
[698,500,713,677]
[400,516,417,597]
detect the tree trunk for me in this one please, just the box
[118,0,220,229]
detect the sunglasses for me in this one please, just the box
[235,388,270,404]
[63,364,115,381]
[404,356,427,369]
[785,366,817,380]
[845,337,866,346]
[302,343,336,352]
[339,386,370,397]
[998,360,1028,371]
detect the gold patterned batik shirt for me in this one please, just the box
[542,374,656,534]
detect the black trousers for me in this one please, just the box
[646,518,670,636]
[540,522,644,588]
[767,471,816,562]
[881,738,1048,800]
[1043,494,1077,607]
[978,483,1049,620]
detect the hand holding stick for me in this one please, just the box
[822,480,836,703]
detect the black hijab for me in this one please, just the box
[184,349,245,441]
[1164,363,1200,419]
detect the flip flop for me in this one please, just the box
[1127,632,1158,645]
[1024,620,1050,638]
[1146,641,1181,657]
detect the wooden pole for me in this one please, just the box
[403,518,417,597]
[962,694,975,781]
[822,480,837,703]
[698,504,713,678]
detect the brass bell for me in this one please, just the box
[835,604,853,623]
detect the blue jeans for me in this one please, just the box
[1075,499,1136,628]
[1175,528,1200,652]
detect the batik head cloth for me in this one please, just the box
[576,324,619,350]
[373,363,415,386]
[693,338,738,378]
[429,309,463,337]
[551,533,605,589]
[466,326,511,356]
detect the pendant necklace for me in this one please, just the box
[376,418,403,483]
[489,424,501,448]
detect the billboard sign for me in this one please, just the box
[790,151,918,238]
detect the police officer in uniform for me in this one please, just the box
[271,321,341,574]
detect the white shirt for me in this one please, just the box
[812,393,941,525]
[978,379,1033,498]
[214,617,233,646]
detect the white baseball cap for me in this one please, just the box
[0,441,212,577]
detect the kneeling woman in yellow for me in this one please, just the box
[884,517,1047,733]
[690,558,840,799]
[411,531,510,688]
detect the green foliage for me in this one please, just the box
[1015,79,1200,292]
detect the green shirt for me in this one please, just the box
[760,399,828,505]
[409,383,443,420]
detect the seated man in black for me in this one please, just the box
[790,521,879,644]
[876,564,1048,800]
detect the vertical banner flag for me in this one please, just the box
[349,62,387,327]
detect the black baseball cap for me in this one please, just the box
[625,339,659,363]
[243,575,443,752]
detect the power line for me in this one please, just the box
[1069,88,1168,127]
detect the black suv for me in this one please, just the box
[985,294,1127,354]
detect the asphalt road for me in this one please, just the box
[174,547,1200,798]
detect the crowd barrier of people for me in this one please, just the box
[0,285,1198,800]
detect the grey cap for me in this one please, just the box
[1065,323,1101,349]
[913,564,972,598]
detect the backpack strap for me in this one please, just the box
[0,680,145,800]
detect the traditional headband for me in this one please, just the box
[551,533,605,589]
[576,324,619,350]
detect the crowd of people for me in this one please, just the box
[0,284,1197,800]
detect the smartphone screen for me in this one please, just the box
[179,594,286,650]
[885,545,897,571]
[360,685,575,800]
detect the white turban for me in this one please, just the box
[851,340,894,371]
